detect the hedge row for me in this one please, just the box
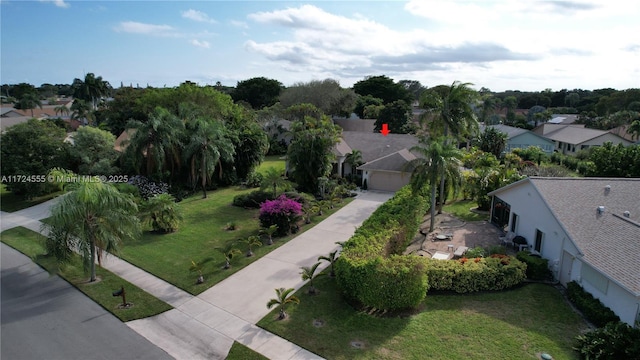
[567,281,620,327]
[335,186,430,310]
[426,255,526,293]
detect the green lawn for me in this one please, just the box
[443,199,489,222]
[258,275,589,360]
[119,186,353,295]
[225,342,269,360]
[0,227,172,322]
[0,184,61,213]
[256,155,286,175]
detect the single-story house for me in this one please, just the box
[489,177,640,326]
[334,131,420,192]
[533,124,633,155]
[480,124,555,154]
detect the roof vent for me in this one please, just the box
[623,211,630,218]
[597,206,605,214]
[604,185,611,194]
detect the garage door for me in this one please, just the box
[368,171,410,192]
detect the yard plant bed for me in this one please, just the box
[258,275,590,360]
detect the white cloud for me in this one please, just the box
[39,0,69,8]
[190,39,210,48]
[182,9,217,24]
[114,21,175,36]
[230,20,249,29]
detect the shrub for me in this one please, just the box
[516,251,552,280]
[574,321,640,360]
[259,195,302,237]
[567,281,620,327]
[244,171,263,188]
[464,246,485,258]
[232,190,274,208]
[335,186,430,310]
[426,256,526,293]
[139,193,183,233]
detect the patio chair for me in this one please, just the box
[500,232,515,248]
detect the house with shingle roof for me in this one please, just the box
[489,177,640,326]
[480,124,555,154]
[533,124,632,155]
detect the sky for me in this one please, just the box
[1,0,639,92]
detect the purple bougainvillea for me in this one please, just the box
[259,195,302,236]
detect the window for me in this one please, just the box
[535,229,543,253]
[510,213,518,233]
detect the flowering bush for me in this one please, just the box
[259,195,302,236]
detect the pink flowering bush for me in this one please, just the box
[259,195,302,236]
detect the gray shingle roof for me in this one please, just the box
[479,124,527,139]
[357,148,417,172]
[528,177,640,295]
[340,131,420,163]
[542,125,617,145]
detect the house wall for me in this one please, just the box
[578,133,632,151]
[507,133,555,154]
[577,260,640,326]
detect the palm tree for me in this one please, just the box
[260,224,278,245]
[54,104,70,118]
[216,243,242,269]
[267,287,300,320]
[44,180,141,282]
[72,73,111,110]
[241,235,262,257]
[126,107,185,178]
[138,193,183,233]
[407,136,463,232]
[190,260,205,284]
[183,118,235,198]
[345,149,363,178]
[300,262,325,295]
[318,250,338,277]
[420,81,479,213]
[260,166,286,198]
[18,92,42,117]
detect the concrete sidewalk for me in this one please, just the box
[0,191,392,359]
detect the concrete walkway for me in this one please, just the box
[0,191,392,359]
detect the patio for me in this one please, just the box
[405,212,511,259]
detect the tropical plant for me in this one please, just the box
[318,250,338,277]
[266,287,300,320]
[316,200,330,216]
[43,180,141,282]
[476,126,508,158]
[345,149,364,178]
[189,260,205,284]
[407,136,463,231]
[420,81,479,212]
[71,72,112,110]
[259,224,278,245]
[260,166,287,198]
[629,120,640,140]
[241,235,262,257]
[138,193,183,233]
[300,262,325,295]
[54,104,71,117]
[125,106,185,178]
[17,92,42,117]
[216,243,242,270]
[258,195,302,237]
[302,201,320,224]
[183,117,235,198]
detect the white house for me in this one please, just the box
[489,177,640,326]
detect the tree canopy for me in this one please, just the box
[279,79,357,117]
[353,75,412,105]
[232,77,283,109]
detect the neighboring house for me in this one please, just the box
[332,118,376,133]
[609,124,640,144]
[489,177,640,326]
[480,124,555,154]
[533,124,632,155]
[334,131,420,192]
[114,128,137,153]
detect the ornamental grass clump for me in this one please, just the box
[259,195,302,237]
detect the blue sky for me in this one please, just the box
[1,0,639,92]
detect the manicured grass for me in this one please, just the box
[443,199,489,222]
[256,155,286,175]
[225,342,269,360]
[119,186,353,295]
[0,184,61,213]
[0,227,173,322]
[258,275,589,360]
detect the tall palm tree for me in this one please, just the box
[260,166,286,198]
[126,107,185,178]
[183,118,235,198]
[18,92,42,117]
[420,81,479,213]
[54,104,70,118]
[44,180,141,282]
[318,250,338,277]
[267,287,300,320]
[407,136,463,232]
[300,261,325,295]
[72,73,111,111]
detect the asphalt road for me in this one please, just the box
[1,243,174,360]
